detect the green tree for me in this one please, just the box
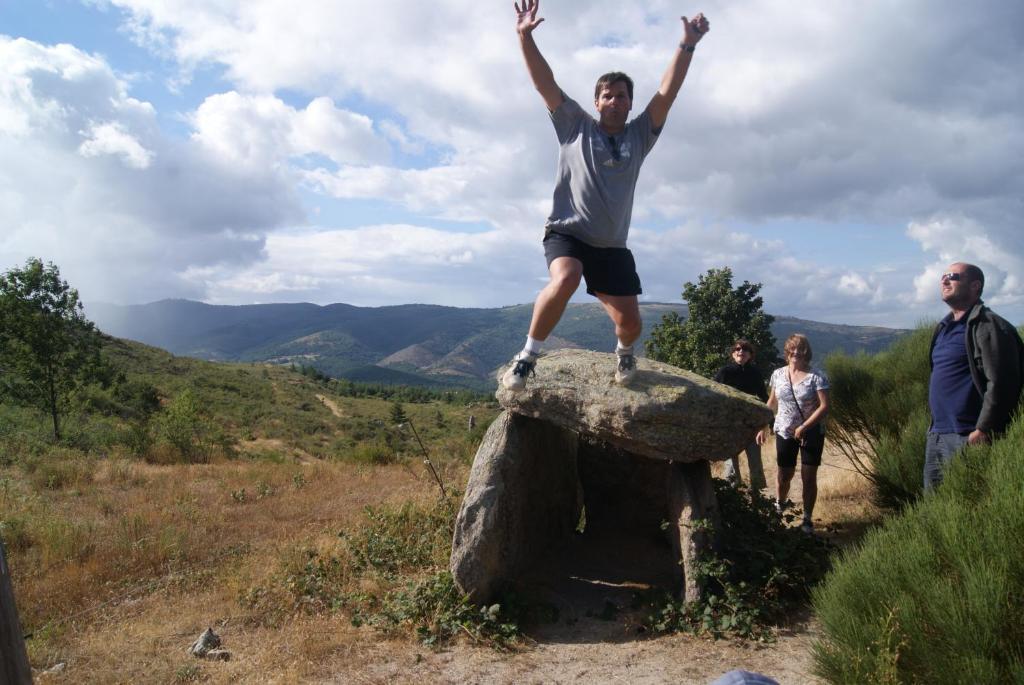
[389,400,408,425]
[646,267,779,378]
[0,258,103,439]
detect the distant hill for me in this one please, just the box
[87,299,908,388]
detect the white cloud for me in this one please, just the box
[78,121,154,168]
[4,0,1024,327]
[0,34,303,303]
[190,92,389,169]
[198,224,543,307]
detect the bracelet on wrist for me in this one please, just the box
[679,42,696,52]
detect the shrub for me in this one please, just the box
[246,494,523,648]
[825,325,933,509]
[149,389,234,463]
[812,418,1024,684]
[23,450,97,490]
[645,479,832,640]
[341,500,454,578]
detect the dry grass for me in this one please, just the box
[7,434,877,683]
[6,454,458,682]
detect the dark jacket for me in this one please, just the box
[930,301,1024,435]
[714,362,768,402]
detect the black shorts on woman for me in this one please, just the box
[543,230,642,297]
[775,426,825,468]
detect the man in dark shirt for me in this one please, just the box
[715,338,769,490]
[925,262,1024,489]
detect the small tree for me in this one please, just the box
[646,267,779,378]
[0,258,103,439]
[389,400,408,425]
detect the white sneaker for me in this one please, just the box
[501,355,537,392]
[614,354,637,385]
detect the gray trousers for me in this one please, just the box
[723,441,767,491]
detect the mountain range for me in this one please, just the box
[87,299,907,389]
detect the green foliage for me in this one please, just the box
[150,389,219,463]
[347,441,396,465]
[645,479,831,641]
[247,495,523,648]
[364,571,520,648]
[824,325,934,509]
[341,500,454,579]
[389,400,408,425]
[0,258,104,438]
[812,418,1024,684]
[646,267,779,378]
[330,377,493,405]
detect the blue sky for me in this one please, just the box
[2,0,1022,328]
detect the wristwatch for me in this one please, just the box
[680,43,696,52]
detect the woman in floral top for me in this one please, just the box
[756,334,830,534]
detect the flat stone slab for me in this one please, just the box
[496,349,772,463]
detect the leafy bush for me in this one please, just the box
[245,494,523,648]
[341,500,454,578]
[149,389,234,463]
[812,418,1024,684]
[362,571,520,648]
[645,479,832,640]
[347,441,396,465]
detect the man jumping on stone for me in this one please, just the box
[503,0,710,391]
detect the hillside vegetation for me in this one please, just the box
[1,336,503,680]
[88,299,908,388]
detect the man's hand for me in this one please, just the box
[515,0,544,36]
[968,429,991,446]
[681,12,710,46]
[756,428,768,446]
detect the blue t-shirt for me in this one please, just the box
[929,315,982,434]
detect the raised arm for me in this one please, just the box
[515,0,564,112]
[645,12,710,131]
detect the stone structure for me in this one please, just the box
[450,349,772,604]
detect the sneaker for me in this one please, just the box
[501,354,536,392]
[614,354,637,385]
[800,519,814,535]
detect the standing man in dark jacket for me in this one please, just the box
[715,338,769,490]
[925,262,1024,489]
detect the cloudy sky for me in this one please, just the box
[2,0,1021,328]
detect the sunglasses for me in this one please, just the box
[788,350,807,357]
[940,272,964,282]
[732,346,750,353]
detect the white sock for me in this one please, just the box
[616,341,634,356]
[522,335,543,358]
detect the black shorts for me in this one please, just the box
[775,430,825,468]
[543,230,642,297]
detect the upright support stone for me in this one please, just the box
[1,540,32,685]
[667,460,719,603]
[451,411,581,602]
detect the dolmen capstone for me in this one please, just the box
[450,349,773,604]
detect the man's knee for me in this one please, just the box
[547,268,582,297]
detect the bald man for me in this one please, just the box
[925,262,1024,489]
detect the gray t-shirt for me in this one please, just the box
[544,95,659,248]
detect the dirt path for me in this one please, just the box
[316,393,345,417]
[317,620,822,684]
